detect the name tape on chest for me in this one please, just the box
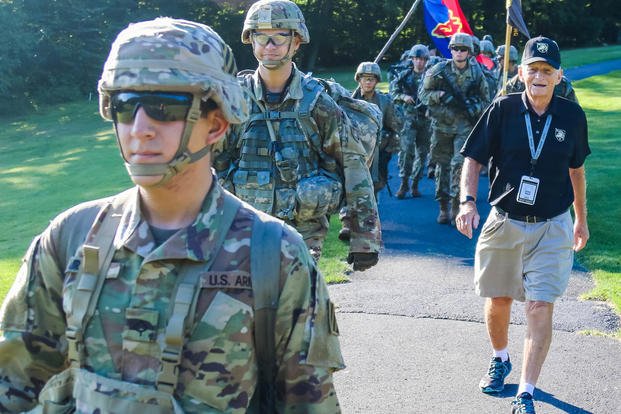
[200,271,252,290]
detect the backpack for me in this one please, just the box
[63,190,283,412]
[315,77,382,167]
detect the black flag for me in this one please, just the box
[507,0,530,38]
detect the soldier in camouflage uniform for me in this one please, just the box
[387,49,413,85]
[335,62,402,241]
[390,44,432,199]
[495,45,519,89]
[215,0,380,269]
[0,18,344,413]
[420,33,490,224]
[352,62,402,197]
[471,35,498,102]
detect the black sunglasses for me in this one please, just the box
[110,92,193,124]
[451,46,469,53]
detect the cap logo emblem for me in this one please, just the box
[536,42,548,54]
[555,128,566,142]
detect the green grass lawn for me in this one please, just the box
[572,71,621,317]
[0,102,130,300]
[1,46,620,321]
[561,44,621,69]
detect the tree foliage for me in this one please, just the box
[1,0,619,115]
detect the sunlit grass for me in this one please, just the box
[573,71,621,317]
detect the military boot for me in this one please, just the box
[450,198,460,226]
[338,226,351,241]
[411,180,421,198]
[396,177,409,199]
[437,200,450,224]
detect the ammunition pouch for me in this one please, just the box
[295,173,343,221]
[33,368,184,414]
[274,146,299,183]
[233,170,275,215]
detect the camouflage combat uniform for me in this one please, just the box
[420,58,490,220]
[0,183,344,413]
[390,66,431,194]
[216,66,381,259]
[352,88,402,195]
[0,17,344,414]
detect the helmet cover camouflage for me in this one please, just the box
[470,35,481,55]
[98,17,248,124]
[242,0,309,44]
[496,45,519,62]
[482,34,494,44]
[355,62,382,82]
[449,32,473,52]
[480,39,495,55]
[408,44,430,59]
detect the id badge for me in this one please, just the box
[516,175,540,205]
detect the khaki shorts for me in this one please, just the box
[474,208,574,303]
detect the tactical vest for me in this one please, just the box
[35,190,284,413]
[427,60,485,126]
[233,73,342,222]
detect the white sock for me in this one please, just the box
[517,382,535,396]
[492,347,509,362]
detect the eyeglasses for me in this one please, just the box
[110,92,193,124]
[252,32,292,46]
[451,46,469,53]
[360,76,377,83]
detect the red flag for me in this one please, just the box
[424,0,474,58]
[477,54,495,70]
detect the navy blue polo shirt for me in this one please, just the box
[461,92,590,218]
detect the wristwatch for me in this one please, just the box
[460,195,476,205]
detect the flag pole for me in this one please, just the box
[373,0,423,64]
[500,0,513,96]
[352,0,422,96]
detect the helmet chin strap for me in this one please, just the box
[259,35,296,71]
[117,95,211,187]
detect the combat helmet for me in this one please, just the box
[355,62,382,82]
[241,0,309,44]
[409,44,430,59]
[449,32,473,53]
[496,45,519,62]
[480,39,495,56]
[99,18,248,185]
[471,35,481,55]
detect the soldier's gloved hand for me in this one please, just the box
[347,252,379,271]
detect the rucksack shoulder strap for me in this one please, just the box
[248,212,284,413]
[157,191,242,394]
[66,188,133,366]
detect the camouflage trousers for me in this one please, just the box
[430,129,468,202]
[290,215,329,259]
[397,116,431,185]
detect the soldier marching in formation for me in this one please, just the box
[390,44,433,199]
[420,33,491,225]
[337,62,402,241]
[214,0,381,270]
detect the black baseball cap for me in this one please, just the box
[521,36,561,69]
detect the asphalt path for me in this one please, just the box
[329,60,621,413]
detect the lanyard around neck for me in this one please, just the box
[524,112,552,174]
